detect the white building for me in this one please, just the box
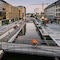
[44,0,60,23]
[0,0,6,19]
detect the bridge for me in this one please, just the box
[0,42,60,60]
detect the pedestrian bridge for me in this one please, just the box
[0,42,60,57]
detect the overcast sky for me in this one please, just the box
[4,0,57,13]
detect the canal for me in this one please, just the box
[15,21,43,45]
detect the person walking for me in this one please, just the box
[32,39,38,48]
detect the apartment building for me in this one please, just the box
[0,0,6,19]
[6,3,19,20]
[44,0,60,23]
[17,6,26,20]
[0,0,26,26]
[0,0,26,20]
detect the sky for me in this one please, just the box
[4,0,57,13]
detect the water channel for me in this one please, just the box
[15,21,42,45]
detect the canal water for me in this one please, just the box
[15,21,42,45]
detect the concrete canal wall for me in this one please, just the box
[0,28,14,40]
[0,50,4,60]
[8,22,26,43]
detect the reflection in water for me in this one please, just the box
[15,22,42,45]
[18,24,26,36]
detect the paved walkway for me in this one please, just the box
[0,20,22,35]
[0,21,26,42]
[46,23,60,46]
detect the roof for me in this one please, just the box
[17,6,26,8]
[0,0,7,3]
[45,0,60,10]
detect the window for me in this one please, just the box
[56,13,60,16]
[2,8,5,10]
[56,5,60,8]
[56,9,58,12]
[0,12,1,16]
[56,9,60,12]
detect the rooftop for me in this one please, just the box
[45,0,60,10]
[0,0,7,3]
[17,6,26,8]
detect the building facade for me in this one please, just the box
[6,3,19,20]
[0,0,6,19]
[44,0,60,23]
[0,0,26,26]
[17,6,26,20]
[0,0,26,20]
[0,0,20,20]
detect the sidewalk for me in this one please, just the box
[0,20,22,35]
[45,23,60,46]
[0,21,26,42]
